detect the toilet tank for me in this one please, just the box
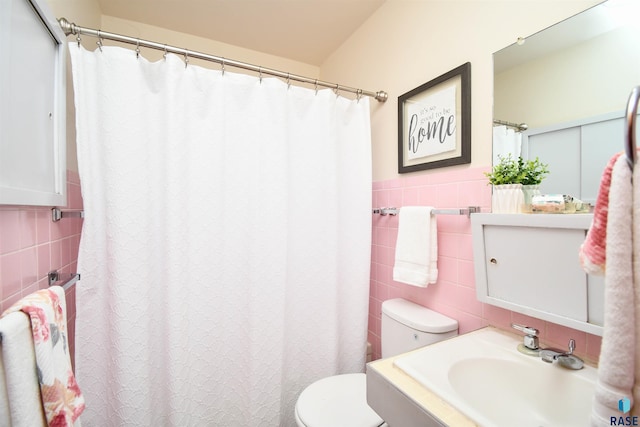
[381,298,458,358]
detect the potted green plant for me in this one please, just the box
[520,157,549,212]
[520,157,549,186]
[485,154,525,186]
[485,155,549,213]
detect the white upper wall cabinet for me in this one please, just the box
[472,213,603,336]
[0,0,67,206]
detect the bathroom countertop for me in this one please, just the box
[367,348,478,427]
[367,326,599,427]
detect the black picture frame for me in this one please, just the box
[398,62,471,173]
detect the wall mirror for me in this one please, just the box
[493,0,640,204]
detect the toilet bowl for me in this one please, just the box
[294,373,386,427]
[294,298,458,427]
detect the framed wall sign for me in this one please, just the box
[398,62,471,173]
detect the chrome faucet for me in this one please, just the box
[511,323,539,351]
[540,339,584,370]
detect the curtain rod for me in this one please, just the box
[57,18,388,103]
[493,119,528,132]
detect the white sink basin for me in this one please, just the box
[393,327,597,427]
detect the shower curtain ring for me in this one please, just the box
[259,67,263,83]
[163,45,168,60]
[315,80,319,95]
[135,40,140,58]
[356,89,363,103]
[76,33,81,48]
[221,58,225,76]
[334,84,340,98]
[184,50,189,68]
[96,30,103,52]
[286,73,291,89]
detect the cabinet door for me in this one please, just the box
[587,274,604,326]
[0,0,66,206]
[581,117,626,203]
[524,127,581,198]
[483,225,588,321]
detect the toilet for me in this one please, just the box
[294,298,458,427]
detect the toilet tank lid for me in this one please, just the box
[382,298,458,333]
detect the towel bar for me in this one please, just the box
[51,208,84,222]
[372,206,480,217]
[48,270,80,291]
[372,207,399,216]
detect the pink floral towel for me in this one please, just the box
[579,152,623,275]
[2,288,85,426]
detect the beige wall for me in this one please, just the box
[99,16,320,77]
[320,0,601,181]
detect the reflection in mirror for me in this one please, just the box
[493,0,640,203]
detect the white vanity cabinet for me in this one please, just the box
[472,213,603,336]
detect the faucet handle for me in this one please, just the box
[511,323,540,350]
[541,338,584,369]
[511,323,539,337]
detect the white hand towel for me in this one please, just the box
[0,311,47,427]
[591,155,635,426]
[2,285,85,427]
[393,206,438,287]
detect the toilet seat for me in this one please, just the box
[295,373,385,427]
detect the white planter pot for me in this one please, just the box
[521,185,541,213]
[492,184,524,213]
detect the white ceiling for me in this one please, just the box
[96,0,386,66]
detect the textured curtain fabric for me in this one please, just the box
[492,125,521,165]
[69,44,371,426]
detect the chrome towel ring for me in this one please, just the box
[625,86,640,168]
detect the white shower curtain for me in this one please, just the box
[492,125,522,164]
[69,45,372,426]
